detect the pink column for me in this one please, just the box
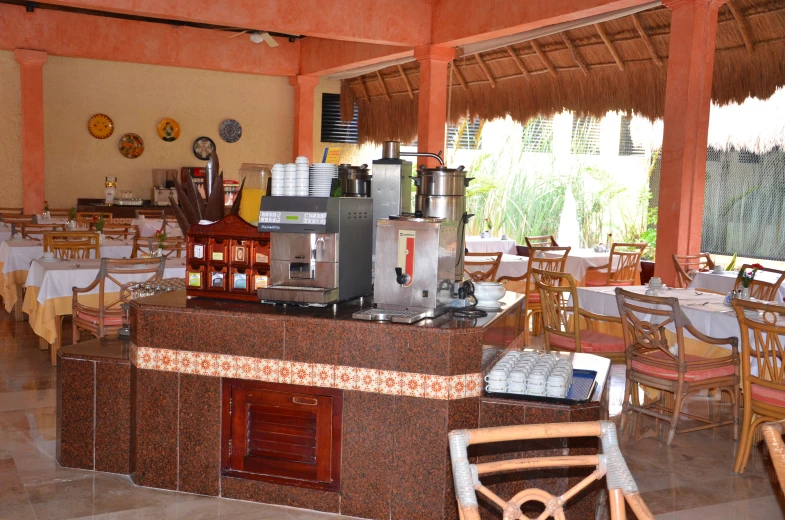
[654,0,724,285]
[414,46,456,167]
[14,49,48,214]
[290,75,320,162]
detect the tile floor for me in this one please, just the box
[0,309,782,519]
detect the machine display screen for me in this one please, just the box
[285,215,299,221]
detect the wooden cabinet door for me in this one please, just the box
[223,380,342,491]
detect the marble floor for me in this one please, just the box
[0,309,782,519]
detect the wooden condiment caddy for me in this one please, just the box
[185,214,270,301]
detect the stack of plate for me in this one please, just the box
[295,156,309,196]
[271,164,284,196]
[309,163,338,197]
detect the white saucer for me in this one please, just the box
[476,303,502,311]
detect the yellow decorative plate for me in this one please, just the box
[157,118,180,142]
[87,113,114,139]
[118,133,144,159]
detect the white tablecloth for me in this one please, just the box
[465,236,518,255]
[467,254,529,280]
[0,238,135,275]
[131,218,183,238]
[689,270,785,303]
[0,224,12,243]
[26,258,186,302]
[542,248,636,282]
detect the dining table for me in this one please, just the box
[543,248,642,285]
[689,270,785,303]
[465,235,518,255]
[467,254,530,293]
[0,238,136,316]
[22,257,186,356]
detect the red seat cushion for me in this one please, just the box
[751,383,785,407]
[549,330,626,353]
[631,351,735,382]
[75,310,123,326]
[527,293,540,304]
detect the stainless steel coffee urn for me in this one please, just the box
[338,164,371,197]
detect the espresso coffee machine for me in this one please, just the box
[354,215,458,323]
[257,197,373,305]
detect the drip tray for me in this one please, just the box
[258,286,338,304]
[353,308,431,324]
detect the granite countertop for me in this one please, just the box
[131,290,524,331]
[59,338,130,362]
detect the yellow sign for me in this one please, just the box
[322,147,342,164]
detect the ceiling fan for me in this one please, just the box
[227,30,279,47]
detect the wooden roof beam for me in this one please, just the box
[530,40,558,78]
[376,71,391,101]
[727,1,755,55]
[594,23,625,71]
[474,54,497,88]
[560,33,589,75]
[397,64,414,99]
[504,46,531,80]
[452,63,469,90]
[631,13,663,66]
[357,75,370,101]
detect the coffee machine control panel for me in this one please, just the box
[259,211,327,226]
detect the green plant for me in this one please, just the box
[571,166,626,248]
[68,207,76,221]
[726,253,738,271]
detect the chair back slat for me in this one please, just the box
[608,243,646,285]
[504,246,570,300]
[732,299,785,389]
[76,212,113,225]
[43,231,100,260]
[130,236,186,259]
[90,223,139,240]
[135,209,165,218]
[464,252,503,282]
[734,264,785,302]
[21,223,66,239]
[2,214,35,225]
[672,253,715,288]
[524,235,558,249]
[532,269,579,347]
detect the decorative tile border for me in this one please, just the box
[134,346,481,401]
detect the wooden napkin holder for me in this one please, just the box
[185,214,270,302]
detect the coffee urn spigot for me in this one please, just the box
[394,267,411,286]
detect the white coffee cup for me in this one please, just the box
[713,265,724,273]
[650,276,662,288]
[507,372,527,384]
[507,380,526,393]
[42,252,54,260]
[484,369,507,384]
[486,383,506,393]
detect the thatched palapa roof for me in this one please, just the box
[341,0,785,144]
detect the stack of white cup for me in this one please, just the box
[484,351,574,398]
[284,164,297,196]
[271,164,284,196]
[295,156,309,196]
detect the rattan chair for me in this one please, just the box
[534,269,626,363]
[76,212,113,225]
[135,209,165,218]
[449,421,654,520]
[43,231,100,260]
[731,299,785,473]
[89,223,139,240]
[498,246,570,345]
[585,243,646,287]
[45,208,72,217]
[733,264,785,301]
[130,236,186,259]
[762,419,785,492]
[672,253,716,288]
[464,252,503,282]
[524,235,558,249]
[615,288,739,445]
[72,257,165,342]
[2,214,35,225]
[20,223,66,239]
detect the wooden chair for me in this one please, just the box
[731,299,785,473]
[45,209,72,217]
[585,243,647,287]
[131,236,186,259]
[672,253,715,288]
[76,212,113,225]
[0,207,23,215]
[72,257,165,342]
[20,223,66,239]
[762,419,785,492]
[533,269,626,363]
[615,288,739,445]
[2,214,35,225]
[524,235,558,249]
[43,231,100,260]
[89,223,139,240]
[464,252,503,282]
[449,421,654,520]
[135,209,165,218]
[498,246,570,345]
[733,264,785,301]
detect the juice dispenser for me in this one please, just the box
[238,163,271,225]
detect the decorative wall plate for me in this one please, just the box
[219,119,242,143]
[157,118,180,142]
[193,136,216,160]
[87,113,114,139]
[118,133,144,158]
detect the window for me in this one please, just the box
[320,93,358,144]
[521,117,553,153]
[571,116,601,155]
[618,116,645,156]
[447,118,483,150]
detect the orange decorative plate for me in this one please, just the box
[118,133,144,159]
[157,118,180,142]
[87,113,114,139]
